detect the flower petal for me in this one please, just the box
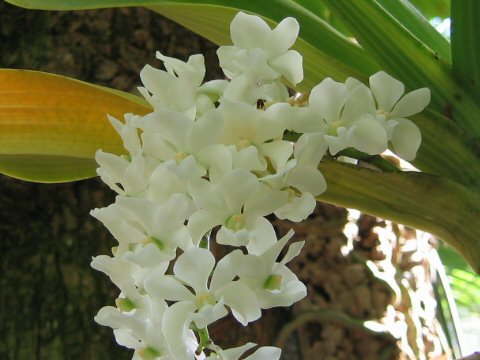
[265,17,299,57]
[144,274,193,302]
[390,118,421,161]
[174,247,215,293]
[391,88,431,118]
[369,71,404,111]
[230,12,270,49]
[269,50,303,85]
[275,192,316,222]
[347,116,388,155]
[217,281,261,325]
[309,78,347,124]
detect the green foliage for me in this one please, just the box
[439,245,480,315]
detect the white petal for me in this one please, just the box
[260,140,293,171]
[196,144,232,183]
[187,209,221,246]
[246,346,282,360]
[294,132,328,166]
[188,177,225,212]
[144,274,193,302]
[139,64,171,99]
[217,46,240,79]
[123,243,171,268]
[230,12,271,49]
[342,81,376,124]
[219,169,259,213]
[245,188,288,220]
[275,192,317,222]
[324,127,349,155]
[95,151,128,182]
[216,226,250,247]
[288,107,326,133]
[190,109,223,152]
[257,103,291,142]
[191,301,228,329]
[162,301,197,359]
[222,74,262,104]
[269,50,303,85]
[347,116,388,155]
[390,118,421,161]
[265,17,299,57]
[282,241,305,265]
[174,247,215,293]
[246,217,278,255]
[309,78,347,124]
[391,88,431,118]
[221,343,257,360]
[113,328,141,350]
[217,281,261,325]
[210,250,244,291]
[288,164,327,196]
[262,229,294,265]
[369,71,404,111]
[231,145,267,171]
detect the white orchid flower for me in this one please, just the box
[187,169,288,247]
[226,230,307,309]
[139,52,206,119]
[369,71,429,160]
[217,99,291,172]
[145,247,262,330]
[218,12,303,86]
[91,194,192,267]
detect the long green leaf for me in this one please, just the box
[318,161,480,274]
[377,0,451,63]
[451,0,480,97]
[323,0,480,135]
[412,109,480,192]
[4,0,379,86]
[409,0,450,18]
[0,69,151,182]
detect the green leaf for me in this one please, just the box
[318,161,480,274]
[377,0,451,63]
[323,0,480,135]
[4,0,379,86]
[0,69,151,182]
[451,0,480,97]
[411,109,480,192]
[409,0,450,19]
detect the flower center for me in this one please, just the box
[196,292,215,307]
[225,214,246,231]
[141,236,165,251]
[175,151,189,164]
[264,274,283,291]
[115,297,136,312]
[236,138,252,151]
[139,347,161,360]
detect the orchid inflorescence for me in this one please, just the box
[90,12,430,360]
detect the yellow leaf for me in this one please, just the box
[0,69,151,182]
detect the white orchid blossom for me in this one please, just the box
[144,247,262,327]
[139,52,206,118]
[91,10,430,360]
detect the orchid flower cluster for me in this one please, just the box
[90,12,431,360]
